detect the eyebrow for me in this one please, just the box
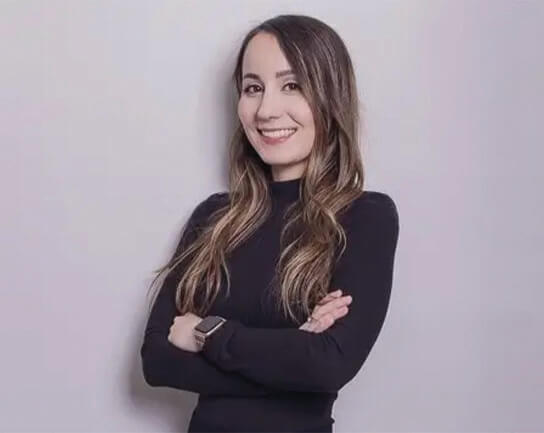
[242,69,296,81]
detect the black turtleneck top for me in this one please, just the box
[140,177,400,432]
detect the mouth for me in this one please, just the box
[257,127,298,139]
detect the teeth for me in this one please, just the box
[260,128,296,138]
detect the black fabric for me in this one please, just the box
[140,176,400,432]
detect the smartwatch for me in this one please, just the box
[194,315,227,349]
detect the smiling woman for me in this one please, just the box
[238,36,315,173]
[140,13,400,433]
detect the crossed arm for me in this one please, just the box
[140,270,275,397]
[140,192,399,395]
[199,192,400,393]
[140,193,275,397]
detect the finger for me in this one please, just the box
[314,314,335,333]
[310,307,347,331]
[317,292,350,310]
[304,311,330,332]
[305,321,319,333]
[334,306,349,321]
[310,305,351,333]
[299,319,319,333]
[312,312,336,333]
[313,295,352,320]
[317,289,343,305]
[307,314,323,331]
[302,293,351,333]
[312,319,328,333]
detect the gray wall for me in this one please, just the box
[1,0,542,431]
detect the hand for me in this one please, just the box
[299,289,352,333]
[167,312,204,353]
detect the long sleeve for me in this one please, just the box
[140,193,275,397]
[200,192,400,393]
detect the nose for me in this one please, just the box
[256,89,282,121]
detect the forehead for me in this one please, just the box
[242,32,292,78]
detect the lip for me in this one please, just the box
[257,128,297,145]
[257,127,298,131]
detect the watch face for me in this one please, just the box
[196,316,224,333]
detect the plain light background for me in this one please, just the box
[1,0,542,432]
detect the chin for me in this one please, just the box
[259,152,299,164]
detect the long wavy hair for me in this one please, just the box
[146,14,366,325]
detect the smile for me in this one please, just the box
[258,128,297,138]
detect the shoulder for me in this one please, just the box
[189,191,230,225]
[348,190,398,221]
[343,190,399,239]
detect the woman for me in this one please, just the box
[140,14,400,433]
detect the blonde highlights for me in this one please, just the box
[146,14,366,325]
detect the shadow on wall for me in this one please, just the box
[127,63,240,431]
[128,276,198,432]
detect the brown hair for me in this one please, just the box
[146,14,365,324]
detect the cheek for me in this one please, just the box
[299,108,316,153]
[303,107,315,131]
[292,100,315,131]
[298,108,315,143]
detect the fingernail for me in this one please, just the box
[334,290,342,296]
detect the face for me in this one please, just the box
[238,32,315,182]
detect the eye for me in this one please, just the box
[243,84,261,95]
[242,82,300,95]
[284,82,300,91]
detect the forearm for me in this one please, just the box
[141,193,277,397]
[200,320,357,393]
[199,282,391,394]
[200,192,399,393]
[140,331,275,397]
